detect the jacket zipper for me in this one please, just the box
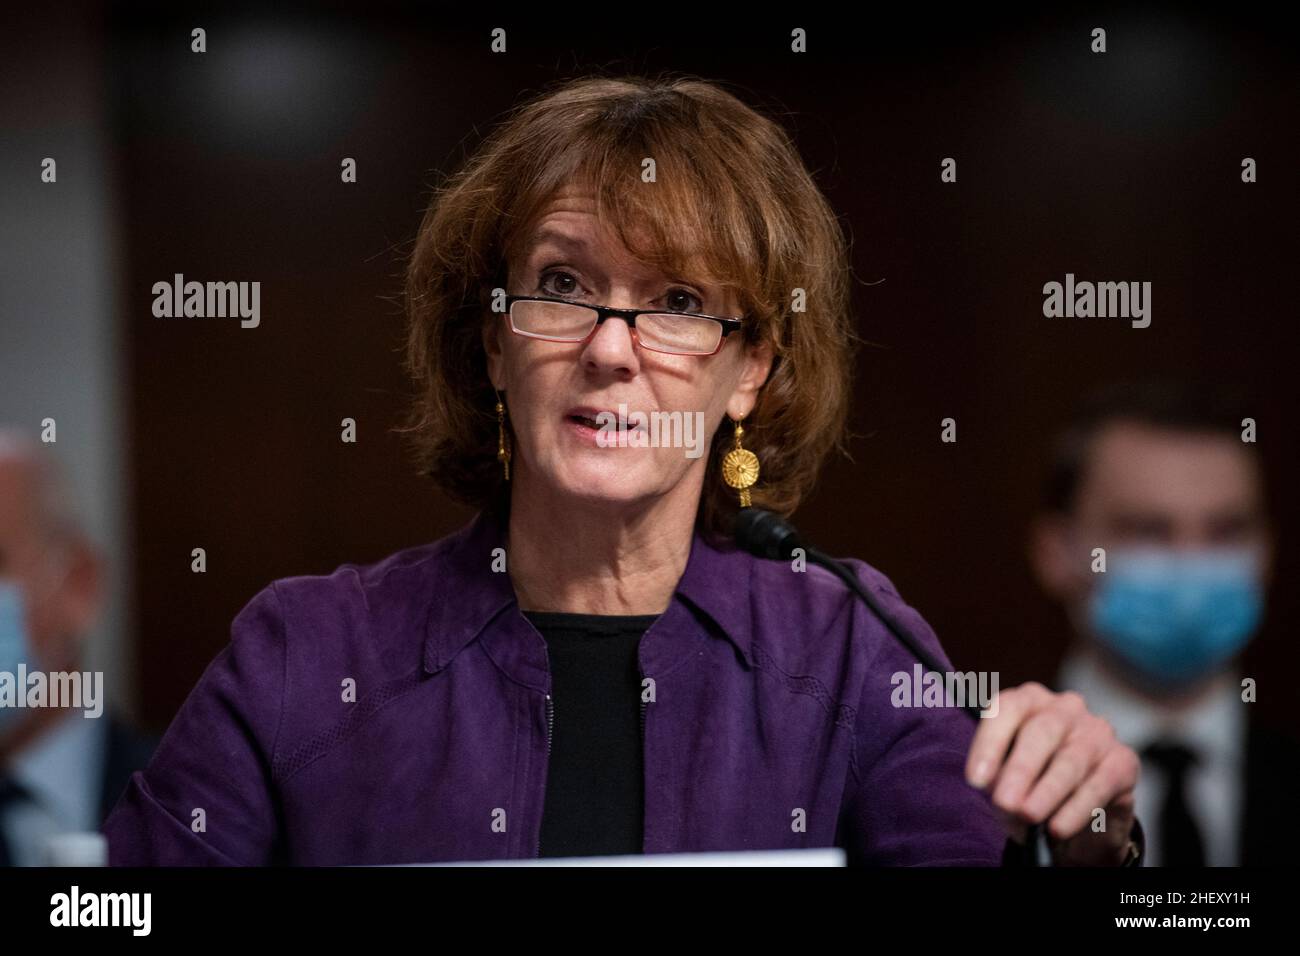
[534,686,647,856]
[535,693,553,857]
[639,676,648,852]
[546,694,554,756]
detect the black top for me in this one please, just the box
[522,609,660,858]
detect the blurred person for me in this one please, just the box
[104,75,1142,866]
[0,429,157,866]
[1030,382,1293,865]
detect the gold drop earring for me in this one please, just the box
[495,388,511,481]
[721,415,760,507]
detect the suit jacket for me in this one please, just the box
[1241,718,1299,865]
[0,711,155,866]
[1054,654,1288,866]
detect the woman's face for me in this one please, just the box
[483,186,773,514]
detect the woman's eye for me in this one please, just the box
[664,288,703,313]
[538,270,580,297]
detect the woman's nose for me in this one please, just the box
[582,313,640,367]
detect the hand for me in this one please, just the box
[965,682,1140,866]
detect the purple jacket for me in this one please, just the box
[102,503,1010,865]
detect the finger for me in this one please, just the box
[1046,744,1140,841]
[989,706,1075,814]
[966,682,1051,789]
[1019,721,1108,824]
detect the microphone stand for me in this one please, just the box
[732,507,1043,866]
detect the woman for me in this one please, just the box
[103,75,1141,866]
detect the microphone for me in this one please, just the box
[735,507,971,710]
[733,506,804,561]
[733,506,1043,865]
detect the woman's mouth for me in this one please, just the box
[564,406,646,443]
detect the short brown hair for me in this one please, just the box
[399,73,860,542]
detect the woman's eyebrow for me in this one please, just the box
[525,227,585,256]
[522,227,709,295]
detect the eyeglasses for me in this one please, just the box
[497,294,745,356]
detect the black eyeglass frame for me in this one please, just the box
[497,294,746,356]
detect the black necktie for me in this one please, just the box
[1142,740,1206,867]
[0,775,30,867]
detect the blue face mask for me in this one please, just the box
[0,578,38,729]
[1087,548,1264,687]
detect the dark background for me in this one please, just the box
[25,5,1300,730]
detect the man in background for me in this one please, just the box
[1028,382,1295,866]
[0,428,156,866]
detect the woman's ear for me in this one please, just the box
[730,339,774,416]
[751,339,775,388]
[482,311,506,390]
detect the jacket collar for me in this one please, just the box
[423,500,756,675]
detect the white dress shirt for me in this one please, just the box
[1058,650,1244,866]
[0,711,108,866]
